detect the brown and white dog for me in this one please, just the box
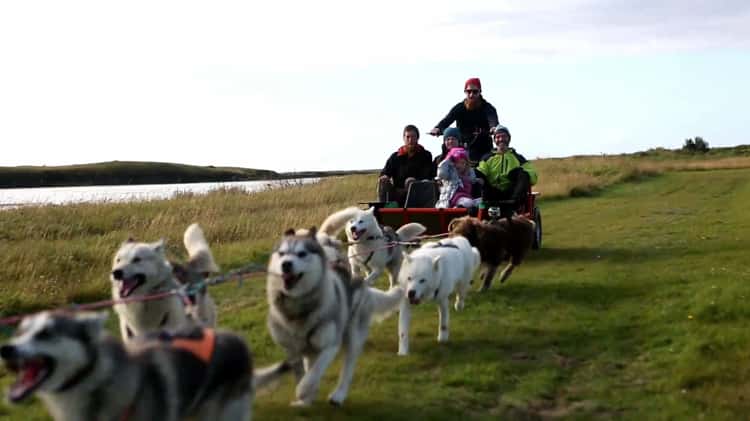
[448,215,535,290]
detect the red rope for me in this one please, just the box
[0,234,454,329]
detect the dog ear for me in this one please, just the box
[121,236,137,247]
[307,226,318,237]
[283,228,296,237]
[150,239,165,254]
[75,311,108,339]
[366,207,375,215]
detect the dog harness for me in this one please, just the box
[99,330,216,421]
[432,242,459,249]
[357,227,398,268]
[163,328,216,364]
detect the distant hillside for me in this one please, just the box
[0,161,281,188]
[2,144,746,189]
[0,161,380,189]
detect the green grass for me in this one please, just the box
[2,166,750,419]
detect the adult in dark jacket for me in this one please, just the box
[378,125,433,206]
[429,77,499,163]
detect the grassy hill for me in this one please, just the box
[1,144,747,189]
[0,160,379,189]
[1,152,750,419]
[0,161,281,188]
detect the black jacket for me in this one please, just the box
[436,98,499,162]
[381,146,434,189]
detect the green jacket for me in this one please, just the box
[477,148,538,191]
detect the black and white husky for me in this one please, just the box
[0,311,288,421]
[110,223,218,342]
[330,206,426,287]
[266,227,403,406]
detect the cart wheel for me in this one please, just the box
[532,206,542,250]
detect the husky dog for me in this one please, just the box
[335,206,425,287]
[295,207,354,275]
[110,223,218,342]
[448,215,535,289]
[266,228,404,406]
[0,311,288,421]
[396,236,481,355]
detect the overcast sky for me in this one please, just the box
[1,0,748,172]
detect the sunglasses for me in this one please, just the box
[464,89,480,94]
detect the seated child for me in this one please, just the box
[435,147,481,208]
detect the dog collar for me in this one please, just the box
[361,251,375,266]
[433,242,459,249]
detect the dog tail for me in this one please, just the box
[184,223,219,273]
[319,206,361,236]
[253,360,294,392]
[369,285,404,323]
[396,222,427,242]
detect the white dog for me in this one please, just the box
[110,223,218,342]
[266,228,404,406]
[329,206,425,287]
[396,236,481,355]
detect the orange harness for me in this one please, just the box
[120,328,216,420]
[169,328,216,364]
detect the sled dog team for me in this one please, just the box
[0,207,535,420]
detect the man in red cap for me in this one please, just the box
[428,77,499,164]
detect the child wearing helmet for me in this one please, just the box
[435,147,481,208]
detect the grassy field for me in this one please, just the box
[1,153,750,419]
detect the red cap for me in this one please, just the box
[464,78,481,91]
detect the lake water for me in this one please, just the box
[0,178,319,208]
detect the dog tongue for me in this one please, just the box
[282,273,300,289]
[351,228,364,240]
[120,278,139,297]
[10,360,44,401]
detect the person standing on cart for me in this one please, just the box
[428,77,499,164]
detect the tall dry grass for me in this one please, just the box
[534,155,750,198]
[2,153,750,315]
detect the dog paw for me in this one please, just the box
[397,349,409,356]
[328,390,347,406]
[437,333,449,342]
[290,399,311,407]
[454,301,465,312]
